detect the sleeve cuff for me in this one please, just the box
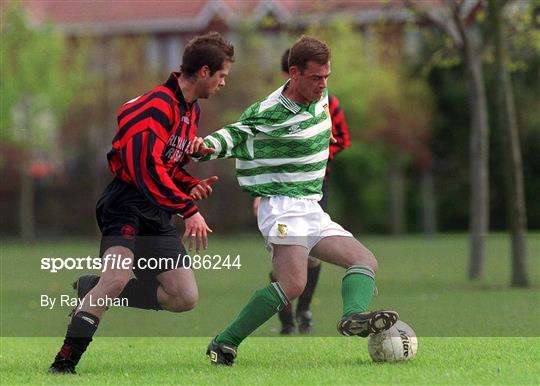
[178,206,198,219]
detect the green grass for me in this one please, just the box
[1,233,539,384]
[1,233,538,337]
[1,337,539,384]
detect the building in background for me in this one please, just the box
[22,0,434,68]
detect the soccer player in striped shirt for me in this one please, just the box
[193,36,398,366]
[254,48,352,335]
[49,32,233,374]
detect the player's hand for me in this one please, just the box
[189,176,219,200]
[330,134,337,144]
[183,212,212,251]
[188,137,216,157]
[252,197,261,218]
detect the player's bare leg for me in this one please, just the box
[310,236,377,270]
[271,245,309,301]
[271,253,320,335]
[311,236,398,337]
[49,246,134,374]
[295,256,321,334]
[156,268,198,312]
[77,246,134,317]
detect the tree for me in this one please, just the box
[404,0,490,279]
[0,3,83,240]
[487,0,529,287]
[364,79,435,235]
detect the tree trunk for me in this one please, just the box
[19,159,35,241]
[464,31,490,280]
[91,37,114,229]
[388,156,406,235]
[488,0,529,287]
[19,100,35,241]
[420,166,437,235]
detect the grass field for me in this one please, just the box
[1,233,539,384]
[1,337,539,385]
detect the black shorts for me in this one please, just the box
[96,178,187,282]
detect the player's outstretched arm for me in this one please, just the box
[188,137,216,157]
[192,124,252,162]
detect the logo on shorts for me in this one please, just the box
[277,223,288,238]
[120,224,135,240]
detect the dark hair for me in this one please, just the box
[181,32,235,77]
[288,36,330,72]
[281,48,290,73]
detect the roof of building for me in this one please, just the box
[17,0,440,36]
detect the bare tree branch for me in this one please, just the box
[450,0,469,53]
[402,0,463,46]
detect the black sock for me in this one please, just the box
[279,303,294,326]
[297,264,321,312]
[54,311,99,367]
[270,271,294,326]
[118,278,162,311]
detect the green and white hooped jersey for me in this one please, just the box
[201,84,332,199]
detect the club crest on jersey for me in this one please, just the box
[323,103,330,119]
[277,223,288,238]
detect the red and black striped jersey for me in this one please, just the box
[107,72,201,218]
[327,94,352,176]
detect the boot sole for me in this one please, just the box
[338,310,398,337]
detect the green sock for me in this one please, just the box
[216,282,289,347]
[341,265,376,317]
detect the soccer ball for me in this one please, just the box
[367,320,418,362]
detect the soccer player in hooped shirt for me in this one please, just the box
[191,36,398,366]
[48,32,233,374]
[253,47,352,335]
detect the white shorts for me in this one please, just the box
[257,196,353,254]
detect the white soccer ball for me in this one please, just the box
[367,320,418,362]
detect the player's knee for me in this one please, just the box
[362,251,378,272]
[179,291,198,311]
[282,280,306,300]
[349,250,378,272]
[165,289,198,312]
[169,298,198,313]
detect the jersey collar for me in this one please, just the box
[278,81,302,114]
[164,72,189,107]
